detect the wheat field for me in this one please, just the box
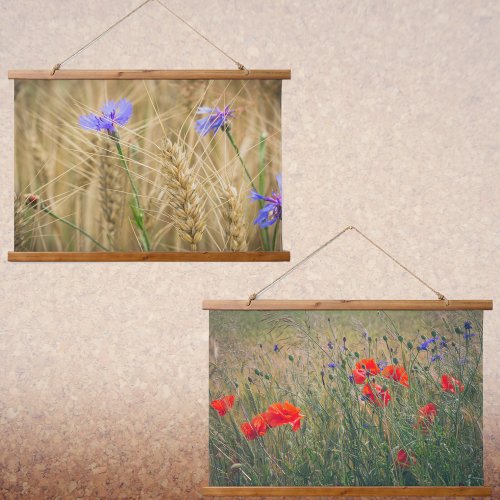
[14,79,282,252]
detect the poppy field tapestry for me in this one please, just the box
[209,309,484,487]
[13,78,282,253]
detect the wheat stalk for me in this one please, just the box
[14,195,34,251]
[160,138,207,250]
[221,184,248,251]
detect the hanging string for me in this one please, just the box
[50,0,247,75]
[247,226,448,305]
[155,0,248,72]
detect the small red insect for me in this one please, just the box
[210,395,235,416]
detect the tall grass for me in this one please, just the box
[209,310,483,486]
[14,79,282,252]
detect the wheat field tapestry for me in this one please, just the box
[209,309,484,487]
[13,78,283,254]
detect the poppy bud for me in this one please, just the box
[368,336,372,342]
[407,342,413,349]
[254,369,261,376]
[383,335,388,341]
[392,357,398,364]
[25,194,40,208]
[354,352,359,358]
[248,377,253,383]
[431,330,437,337]
[264,374,270,380]
[288,355,294,362]
[328,374,334,380]
[455,327,461,334]
[421,335,426,340]
[398,336,404,342]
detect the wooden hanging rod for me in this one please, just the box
[7,69,291,80]
[201,485,493,497]
[7,251,290,262]
[202,299,493,310]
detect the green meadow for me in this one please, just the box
[209,310,483,486]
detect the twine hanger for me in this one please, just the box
[50,0,248,75]
[247,226,449,306]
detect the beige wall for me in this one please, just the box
[0,0,498,498]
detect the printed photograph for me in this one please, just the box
[14,79,282,252]
[209,310,483,486]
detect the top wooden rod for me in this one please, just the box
[202,300,494,311]
[7,69,291,80]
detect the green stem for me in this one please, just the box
[225,128,258,192]
[271,220,280,251]
[40,205,109,251]
[110,131,151,251]
[225,128,270,251]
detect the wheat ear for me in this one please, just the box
[160,138,207,250]
[221,185,248,251]
[96,139,123,248]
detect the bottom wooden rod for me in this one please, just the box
[201,486,492,497]
[7,251,291,262]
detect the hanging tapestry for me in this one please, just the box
[209,307,484,487]
[12,72,287,258]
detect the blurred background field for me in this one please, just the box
[14,79,282,252]
[209,310,483,486]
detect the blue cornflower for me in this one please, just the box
[79,99,133,133]
[464,321,472,331]
[431,354,443,362]
[250,175,282,228]
[377,360,389,371]
[348,375,354,384]
[464,332,476,341]
[440,339,448,349]
[273,344,279,352]
[327,362,337,369]
[327,341,334,350]
[417,336,439,351]
[195,105,235,136]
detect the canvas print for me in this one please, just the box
[209,309,483,487]
[14,79,282,252]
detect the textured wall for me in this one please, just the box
[0,0,499,498]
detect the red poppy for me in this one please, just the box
[263,401,304,432]
[240,414,268,440]
[441,374,464,394]
[415,402,438,432]
[210,395,235,416]
[362,383,391,406]
[352,368,368,384]
[396,449,416,468]
[382,365,409,387]
[351,358,380,384]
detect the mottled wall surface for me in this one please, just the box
[0,1,498,499]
